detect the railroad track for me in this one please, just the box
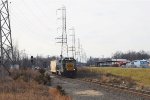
[53,74,150,99]
[81,79,150,99]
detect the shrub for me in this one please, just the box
[34,69,51,85]
[38,68,46,75]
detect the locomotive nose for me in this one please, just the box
[66,63,74,71]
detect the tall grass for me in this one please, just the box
[0,68,71,100]
[0,76,51,100]
[49,86,72,100]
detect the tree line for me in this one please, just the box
[112,51,150,61]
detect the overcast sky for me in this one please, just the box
[9,0,150,58]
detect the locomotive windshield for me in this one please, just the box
[62,58,76,63]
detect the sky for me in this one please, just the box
[8,0,150,58]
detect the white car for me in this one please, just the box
[126,60,149,68]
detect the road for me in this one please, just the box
[51,75,149,100]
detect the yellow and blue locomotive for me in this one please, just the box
[50,57,77,78]
[61,57,77,77]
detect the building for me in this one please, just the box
[96,59,129,67]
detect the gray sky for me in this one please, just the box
[10,0,150,57]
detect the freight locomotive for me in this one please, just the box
[50,57,77,78]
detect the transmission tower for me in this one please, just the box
[0,0,14,68]
[80,45,83,63]
[56,6,68,58]
[80,46,87,63]
[69,27,76,58]
[75,38,81,62]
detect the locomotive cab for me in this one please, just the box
[60,57,77,78]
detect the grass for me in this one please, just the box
[49,86,71,100]
[0,68,71,100]
[78,67,150,87]
[0,76,51,100]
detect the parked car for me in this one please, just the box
[126,60,149,68]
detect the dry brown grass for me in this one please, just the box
[0,77,52,100]
[49,87,72,100]
[0,68,71,100]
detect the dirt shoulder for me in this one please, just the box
[51,75,149,100]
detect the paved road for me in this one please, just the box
[51,75,149,100]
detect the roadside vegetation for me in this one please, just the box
[0,68,71,100]
[78,67,150,91]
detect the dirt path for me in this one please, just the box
[51,75,149,100]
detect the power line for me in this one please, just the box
[12,0,52,33]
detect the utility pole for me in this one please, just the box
[56,6,68,58]
[0,0,14,71]
[69,27,76,58]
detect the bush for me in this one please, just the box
[10,68,51,86]
[11,69,29,82]
[34,69,51,85]
[35,74,51,85]
[38,68,46,75]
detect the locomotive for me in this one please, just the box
[50,57,77,78]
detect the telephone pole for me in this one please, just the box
[0,0,14,69]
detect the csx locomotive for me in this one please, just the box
[50,57,77,78]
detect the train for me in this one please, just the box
[50,57,77,78]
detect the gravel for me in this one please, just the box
[51,75,150,100]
